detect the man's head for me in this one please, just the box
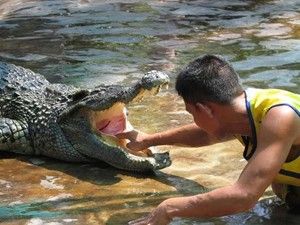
[175,54,243,105]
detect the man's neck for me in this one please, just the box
[215,93,251,137]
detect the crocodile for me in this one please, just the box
[0,62,171,172]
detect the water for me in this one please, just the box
[0,0,299,224]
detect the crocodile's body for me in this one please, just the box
[0,62,171,172]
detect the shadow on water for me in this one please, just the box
[0,152,206,192]
[0,153,208,223]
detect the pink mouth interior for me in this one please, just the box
[95,112,152,157]
[96,115,126,135]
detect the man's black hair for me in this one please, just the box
[175,54,244,104]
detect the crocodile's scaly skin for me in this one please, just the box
[0,62,171,172]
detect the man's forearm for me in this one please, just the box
[145,123,216,147]
[163,185,257,219]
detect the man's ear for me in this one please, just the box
[195,102,214,118]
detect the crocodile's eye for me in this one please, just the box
[69,90,89,101]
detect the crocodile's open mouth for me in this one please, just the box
[87,85,167,158]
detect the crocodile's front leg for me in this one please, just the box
[0,118,33,154]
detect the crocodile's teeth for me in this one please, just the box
[163,83,169,90]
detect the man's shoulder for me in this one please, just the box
[262,105,299,138]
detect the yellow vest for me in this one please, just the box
[238,88,300,186]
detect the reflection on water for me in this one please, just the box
[0,0,299,224]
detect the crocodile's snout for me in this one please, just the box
[153,152,172,170]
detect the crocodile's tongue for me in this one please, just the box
[96,115,152,157]
[96,115,126,135]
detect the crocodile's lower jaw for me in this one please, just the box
[98,132,152,157]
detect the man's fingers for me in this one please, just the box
[115,132,127,139]
[116,130,137,139]
[125,142,145,152]
[115,131,130,138]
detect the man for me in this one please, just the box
[116,54,300,225]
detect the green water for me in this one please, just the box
[0,0,299,224]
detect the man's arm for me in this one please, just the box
[129,106,299,224]
[145,123,223,147]
[117,123,225,151]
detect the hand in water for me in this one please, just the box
[128,203,171,225]
[116,130,150,152]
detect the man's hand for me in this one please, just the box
[116,130,151,152]
[128,203,171,225]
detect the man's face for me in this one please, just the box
[184,100,220,135]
